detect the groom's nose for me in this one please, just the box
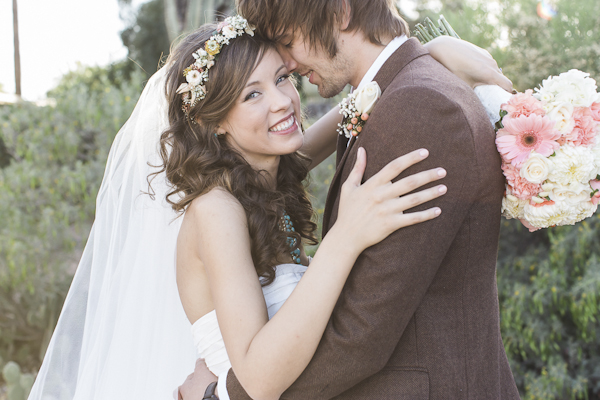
[277,45,299,72]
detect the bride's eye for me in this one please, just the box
[244,91,260,101]
[276,74,290,85]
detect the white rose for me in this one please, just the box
[548,181,590,206]
[545,102,575,136]
[520,152,553,184]
[354,82,381,115]
[501,194,528,219]
[547,144,597,186]
[186,70,202,85]
[523,200,571,228]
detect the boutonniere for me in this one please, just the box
[337,81,382,139]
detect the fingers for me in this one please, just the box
[485,68,514,93]
[392,206,443,229]
[386,167,446,198]
[368,148,430,185]
[345,147,367,188]
[392,184,447,213]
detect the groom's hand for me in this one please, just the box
[177,358,218,400]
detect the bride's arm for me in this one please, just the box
[300,106,341,171]
[191,149,446,400]
[300,37,512,170]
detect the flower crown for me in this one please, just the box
[176,15,256,116]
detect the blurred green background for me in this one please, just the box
[1,0,600,399]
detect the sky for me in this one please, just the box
[1,0,147,101]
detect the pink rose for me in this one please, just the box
[501,90,546,119]
[502,163,542,200]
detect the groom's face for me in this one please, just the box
[276,32,352,99]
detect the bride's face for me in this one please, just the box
[218,48,303,171]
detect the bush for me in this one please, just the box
[498,217,600,399]
[0,64,144,374]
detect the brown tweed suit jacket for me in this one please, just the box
[226,38,521,399]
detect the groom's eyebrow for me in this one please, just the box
[245,66,286,88]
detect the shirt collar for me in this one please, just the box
[355,35,408,91]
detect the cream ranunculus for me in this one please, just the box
[520,152,553,184]
[354,82,381,115]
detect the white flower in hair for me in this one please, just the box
[186,70,202,85]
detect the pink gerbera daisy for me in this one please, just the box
[496,114,561,167]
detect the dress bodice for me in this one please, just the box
[190,263,307,376]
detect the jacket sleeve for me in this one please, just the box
[226,86,482,399]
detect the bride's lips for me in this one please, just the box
[269,113,299,135]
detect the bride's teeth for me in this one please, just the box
[270,116,295,132]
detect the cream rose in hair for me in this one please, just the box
[354,82,382,115]
[519,152,553,184]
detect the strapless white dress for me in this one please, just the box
[190,263,308,375]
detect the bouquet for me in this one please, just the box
[415,18,600,230]
[496,70,600,230]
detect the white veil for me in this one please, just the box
[28,68,197,400]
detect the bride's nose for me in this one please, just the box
[270,86,293,113]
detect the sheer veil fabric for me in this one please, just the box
[28,68,197,400]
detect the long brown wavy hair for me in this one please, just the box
[155,24,317,285]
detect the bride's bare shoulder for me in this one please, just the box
[186,187,246,226]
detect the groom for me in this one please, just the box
[184,0,520,398]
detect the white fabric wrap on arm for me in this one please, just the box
[474,84,514,127]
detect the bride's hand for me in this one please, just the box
[424,36,514,93]
[334,147,446,252]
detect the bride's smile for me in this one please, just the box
[217,48,303,176]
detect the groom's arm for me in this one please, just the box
[226,86,485,399]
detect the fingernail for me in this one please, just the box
[434,208,442,215]
[437,168,446,177]
[439,185,447,194]
[420,149,429,158]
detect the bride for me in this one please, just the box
[28,15,510,400]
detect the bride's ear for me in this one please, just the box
[215,124,228,136]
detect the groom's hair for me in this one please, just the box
[236,0,409,58]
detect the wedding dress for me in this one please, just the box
[191,263,307,375]
[28,66,309,400]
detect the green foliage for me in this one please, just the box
[498,0,600,91]
[497,217,600,399]
[0,64,144,374]
[2,361,34,400]
[410,0,600,91]
[120,0,171,76]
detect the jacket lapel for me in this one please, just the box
[322,38,429,236]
